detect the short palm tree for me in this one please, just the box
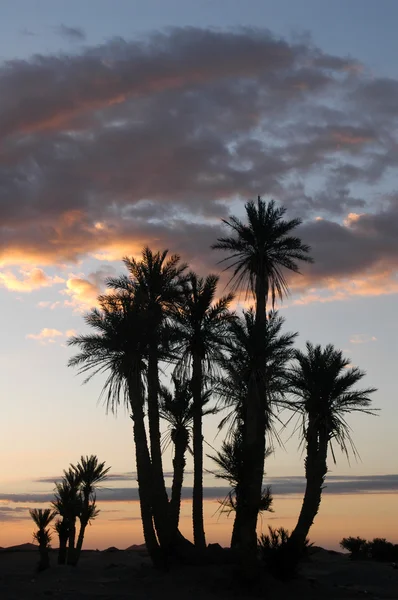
[29,508,56,571]
[174,272,235,549]
[52,475,80,565]
[68,291,162,566]
[216,309,297,439]
[160,376,214,533]
[212,196,312,558]
[108,248,187,550]
[71,455,110,565]
[287,343,377,553]
[209,426,273,548]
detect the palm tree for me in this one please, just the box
[287,343,377,554]
[214,309,296,548]
[108,248,187,550]
[62,468,83,565]
[71,455,110,565]
[216,309,297,439]
[174,272,235,549]
[52,475,80,565]
[68,291,162,566]
[209,426,273,548]
[160,376,214,533]
[29,508,56,571]
[212,196,312,558]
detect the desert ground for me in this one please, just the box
[0,544,397,600]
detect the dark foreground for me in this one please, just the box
[0,546,397,599]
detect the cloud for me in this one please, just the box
[55,25,86,42]
[1,28,398,302]
[0,268,64,292]
[61,265,117,311]
[6,474,398,506]
[26,328,75,344]
[0,506,31,522]
[350,334,377,345]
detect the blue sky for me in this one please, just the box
[0,0,397,548]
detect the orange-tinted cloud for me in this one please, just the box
[26,327,76,344]
[0,268,64,292]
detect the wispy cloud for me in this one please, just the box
[55,24,86,42]
[8,474,398,505]
[350,334,377,345]
[26,328,76,345]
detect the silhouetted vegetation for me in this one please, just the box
[29,508,56,571]
[341,536,398,562]
[64,196,377,581]
[258,526,312,580]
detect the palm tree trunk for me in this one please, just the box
[128,370,163,567]
[58,526,68,565]
[238,275,268,565]
[170,431,188,532]
[289,426,328,552]
[38,541,50,571]
[72,518,87,566]
[147,347,175,551]
[192,353,206,550]
[66,517,76,565]
[231,489,243,548]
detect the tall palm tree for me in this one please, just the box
[160,376,214,533]
[108,248,187,550]
[209,426,273,548]
[72,455,110,565]
[68,291,163,566]
[287,343,377,553]
[212,196,312,558]
[29,508,56,571]
[174,272,235,549]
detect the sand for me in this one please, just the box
[0,545,397,599]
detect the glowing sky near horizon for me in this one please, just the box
[0,0,398,549]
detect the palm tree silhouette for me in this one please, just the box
[159,376,214,533]
[212,196,312,558]
[29,508,56,571]
[52,475,80,565]
[108,248,187,551]
[68,292,162,565]
[174,272,235,549]
[72,455,110,565]
[287,342,377,553]
[216,309,297,438]
[209,426,273,548]
[214,309,296,547]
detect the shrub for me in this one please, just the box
[369,538,398,562]
[340,536,369,559]
[258,526,312,580]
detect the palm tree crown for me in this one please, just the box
[174,272,236,375]
[288,342,377,461]
[216,309,297,438]
[212,197,313,305]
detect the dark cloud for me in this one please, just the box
[0,506,31,522]
[55,25,86,42]
[5,474,398,505]
[0,27,398,297]
[34,470,193,483]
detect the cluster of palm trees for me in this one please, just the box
[29,455,109,570]
[68,197,376,571]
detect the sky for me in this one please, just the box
[0,0,398,550]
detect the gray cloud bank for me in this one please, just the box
[2,474,397,510]
[1,27,398,295]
